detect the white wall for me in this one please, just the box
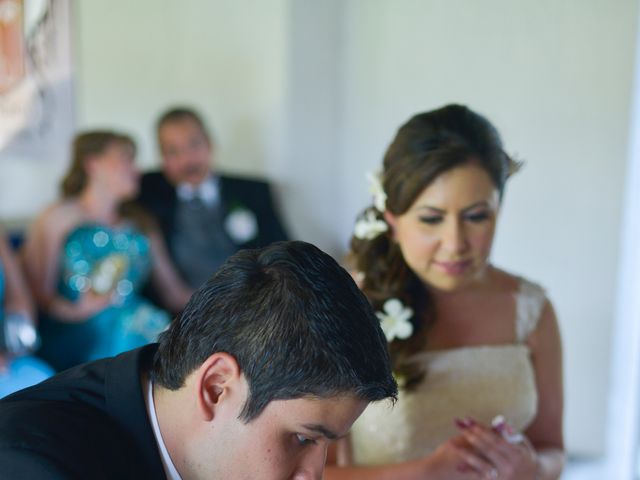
[604,4,640,476]
[280,0,346,252]
[75,0,289,174]
[335,0,637,456]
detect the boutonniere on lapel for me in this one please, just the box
[224,202,259,244]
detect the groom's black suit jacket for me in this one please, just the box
[0,345,165,479]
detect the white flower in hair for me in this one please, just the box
[376,298,414,342]
[354,210,388,240]
[366,171,387,212]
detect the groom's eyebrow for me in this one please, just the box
[301,424,340,440]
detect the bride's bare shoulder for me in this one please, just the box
[488,266,530,293]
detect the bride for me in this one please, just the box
[327,105,564,479]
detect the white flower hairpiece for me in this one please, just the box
[354,210,388,240]
[366,171,387,212]
[376,298,414,342]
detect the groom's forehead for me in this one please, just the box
[244,394,368,433]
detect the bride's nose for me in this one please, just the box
[440,218,468,254]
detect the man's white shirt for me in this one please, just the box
[176,175,220,208]
[146,380,183,480]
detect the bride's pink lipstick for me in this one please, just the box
[433,259,472,275]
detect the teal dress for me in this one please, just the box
[0,265,54,398]
[38,224,170,371]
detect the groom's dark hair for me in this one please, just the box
[152,241,397,421]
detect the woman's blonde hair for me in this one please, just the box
[59,131,155,232]
[60,131,136,198]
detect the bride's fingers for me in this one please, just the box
[450,439,501,479]
[461,425,513,468]
[461,425,540,480]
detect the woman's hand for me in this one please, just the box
[456,418,539,480]
[74,291,113,320]
[421,434,495,480]
[48,291,113,322]
[148,231,193,313]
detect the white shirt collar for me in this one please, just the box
[146,379,183,480]
[176,175,219,207]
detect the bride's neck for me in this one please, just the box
[426,265,496,301]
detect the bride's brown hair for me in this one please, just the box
[348,104,520,388]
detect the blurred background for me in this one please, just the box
[1,1,639,477]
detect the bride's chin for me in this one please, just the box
[420,268,489,293]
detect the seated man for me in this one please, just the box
[0,241,397,479]
[137,107,289,288]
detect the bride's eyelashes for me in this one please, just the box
[464,211,491,223]
[419,216,443,225]
[418,211,491,226]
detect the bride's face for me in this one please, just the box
[385,162,500,292]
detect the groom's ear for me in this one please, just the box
[194,352,242,421]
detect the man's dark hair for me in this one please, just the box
[156,106,211,142]
[152,241,397,421]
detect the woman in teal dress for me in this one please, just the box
[22,131,192,371]
[0,231,53,398]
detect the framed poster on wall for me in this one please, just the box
[0,0,74,158]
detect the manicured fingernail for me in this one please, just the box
[491,415,507,433]
[504,431,525,444]
[455,417,473,429]
[464,416,477,426]
[491,415,505,428]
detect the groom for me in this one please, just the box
[0,241,397,479]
